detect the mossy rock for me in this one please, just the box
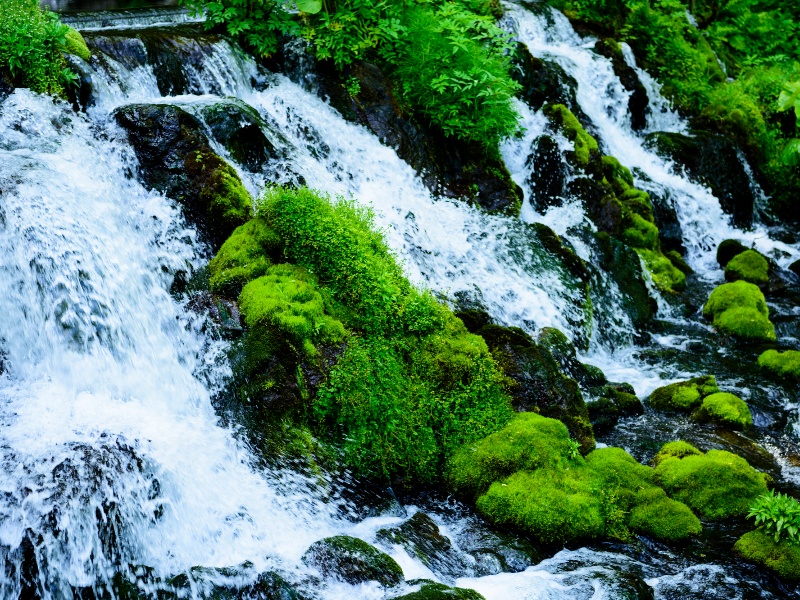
[376,513,465,579]
[64,27,91,61]
[758,349,800,380]
[544,103,599,167]
[390,581,485,600]
[724,249,769,286]
[654,448,769,519]
[301,535,403,586]
[208,218,282,296]
[703,281,776,342]
[647,375,719,412]
[628,496,702,542]
[587,387,643,435]
[537,327,605,387]
[692,392,753,430]
[735,529,800,580]
[651,441,702,466]
[665,250,692,275]
[716,239,748,268]
[446,412,575,500]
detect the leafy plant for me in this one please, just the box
[748,491,800,544]
[778,80,800,166]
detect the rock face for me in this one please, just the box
[646,131,756,229]
[593,39,648,131]
[114,103,251,249]
[525,135,569,212]
[301,535,404,586]
[475,324,595,453]
[268,51,522,214]
[512,43,584,118]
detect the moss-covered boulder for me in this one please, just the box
[537,327,606,388]
[301,535,403,586]
[208,218,282,296]
[476,325,594,453]
[64,27,90,61]
[647,375,720,412]
[390,581,485,600]
[114,103,252,248]
[735,529,800,580]
[758,349,800,380]
[692,392,753,430]
[376,513,465,579]
[716,239,748,268]
[587,386,644,436]
[651,441,702,466]
[654,446,769,519]
[703,281,776,342]
[724,249,769,286]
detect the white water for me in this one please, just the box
[501,3,800,276]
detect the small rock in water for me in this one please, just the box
[301,535,404,587]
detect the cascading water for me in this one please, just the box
[2,4,799,598]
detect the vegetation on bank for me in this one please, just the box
[0,0,88,96]
[736,492,800,579]
[551,0,799,222]
[182,0,520,149]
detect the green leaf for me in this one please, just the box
[296,0,322,14]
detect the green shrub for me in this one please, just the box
[655,448,769,518]
[725,249,769,285]
[692,391,753,429]
[0,0,76,96]
[239,264,346,356]
[703,280,776,342]
[758,349,800,380]
[388,3,521,148]
[446,412,575,499]
[647,375,719,412]
[651,440,702,466]
[748,491,800,545]
[208,218,281,295]
[735,529,800,580]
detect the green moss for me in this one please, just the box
[391,582,485,600]
[648,375,719,412]
[735,529,800,580]
[64,27,90,61]
[703,281,776,342]
[758,349,800,380]
[637,248,686,292]
[622,214,659,250]
[692,392,753,430]
[239,264,346,356]
[208,218,282,295]
[655,449,769,519]
[301,535,404,586]
[665,250,692,275]
[446,412,574,499]
[628,496,702,542]
[717,239,748,267]
[652,441,702,466]
[544,104,599,167]
[725,249,769,286]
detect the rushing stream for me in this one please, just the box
[1,2,799,598]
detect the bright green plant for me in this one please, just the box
[758,349,800,380]
[748,491,800,544]
[778,81,800,166]
[0,0,77,96]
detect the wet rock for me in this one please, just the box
[530,223,591,286]
[376,512,467,580]
[477,324,595,453]
[186,291,243,337]
[790,259,800,278]
[646,131,755,229]
[114,103,251,249]
[512,43,583,117]
[391,581,485,600]
[197,99,286,172]
[525,135,568,212]
[648,188,685,255]
[270,55,521,214]
[648,375,720,412]
[454,523,541,574]
[594,39,648,131]
[538,327,605,387]
[64,54,93,112]
[716,239,748,267]
[302,535,403,586]
[587,384,644,435]
[0,76,13,104]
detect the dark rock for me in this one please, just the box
[477,324,595,453]
[197,99,286,172]
[594,233,656,331]
[648,188,685,255]
[186,292,243,337]
[0,76,13,104]
[588,397,620,436]
[390,581,485,600]
[716,239,748,268]
[594,39,648,131]
[537,327,604,386]
[512,43,582,117]
[646,131,755,229]
[376,513,467,581]
[454,309,493,334]
[302,535,403,587]
[114,103,251,249]
[63,54,93,112]
[530,223,590,285]
[568,177,623,236]
[455,526,541,574]
[525,135,568,212]
[587,383,643,435]
[790,260,800,278]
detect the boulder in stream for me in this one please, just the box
[302,535,403,586]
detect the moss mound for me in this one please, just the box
[447,413,575,500]
[544,103,599,167]
[628,496,703,542]
[758,349,800,380]
[724,249,769,286]
[301,535,403,586]
[692,392,753,430]
[652,441,702,466]
[647,375,719,412]
[64,27,90,61]
[208,218,281,295]
[703,281,776,342]
[735,529,800,580]
[654,448,769,519]
[716,239,748,267]
[391,582,485,600]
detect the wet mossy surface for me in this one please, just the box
[390,581,485,600]
[758,349,800,380]
[302,535,404,586]
[692,392,753,430]
[735,529,800,580]
[647,375,720,412]
[725,249,770,286]
[703,280,776,342]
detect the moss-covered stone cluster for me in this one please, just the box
[758,349,800,380]
[647,376,753,429]
[703,280,776,342]
[544,104,685,293]
[447,413,701,544]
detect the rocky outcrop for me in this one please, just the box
[593,39,648,131]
